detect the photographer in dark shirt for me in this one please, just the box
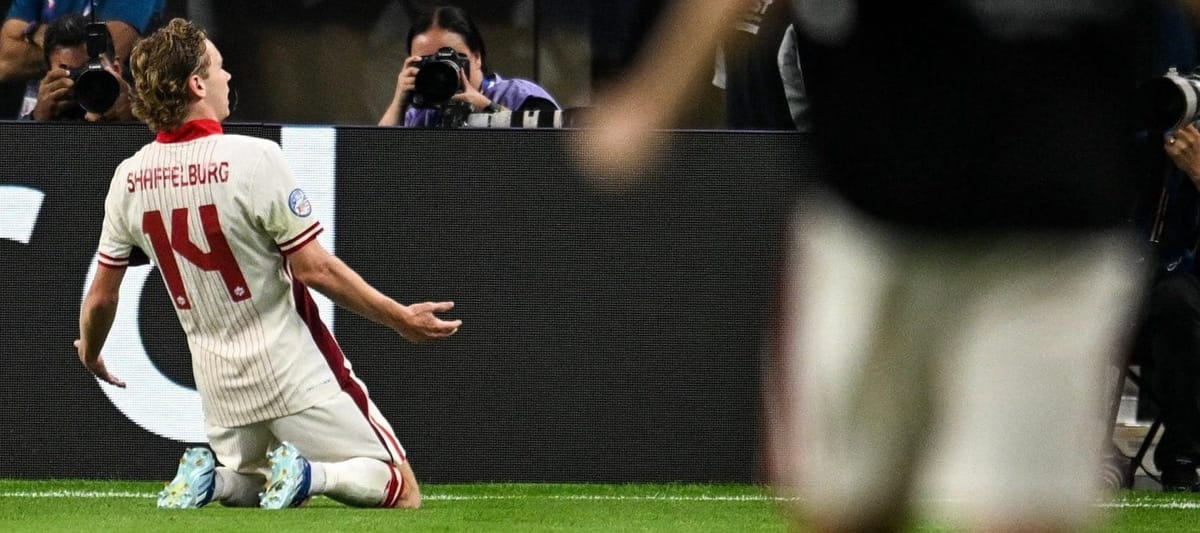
[1148,118,1200,491]
[19,13,133,122]
[1122,2,1200,492]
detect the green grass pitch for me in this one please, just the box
[1,480,1198,532]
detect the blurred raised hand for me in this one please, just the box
[575,0,750,190]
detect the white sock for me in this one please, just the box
[213,468,265,508]
[309,461,328,494]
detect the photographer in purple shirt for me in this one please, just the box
[378,5,558,128]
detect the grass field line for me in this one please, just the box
[1097,499,1200,510]
[0,489,795,502]
[4,490,1200,509]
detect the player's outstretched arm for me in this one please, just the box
[287,239,461,343]
[76,264,127,388]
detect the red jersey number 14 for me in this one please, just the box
[142,204,252,309]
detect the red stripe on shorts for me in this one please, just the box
[290,273,404,465]
[386,465,402,507]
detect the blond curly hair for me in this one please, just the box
[129,18,211,132]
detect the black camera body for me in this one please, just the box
[67,60,120,114]
[411,46,471,108]
[55,22,120,117]
[1138,67,1200,132]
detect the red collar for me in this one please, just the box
[156,119,223,143]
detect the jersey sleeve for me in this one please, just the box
[97,0,163,34]
[249,142,323,255]
[96,167,135,268]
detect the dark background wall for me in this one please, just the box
[0,122,811,482]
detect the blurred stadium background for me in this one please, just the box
[0,0,729,127]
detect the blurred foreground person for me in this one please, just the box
[76,18,461,510]
[581,1,1149,531]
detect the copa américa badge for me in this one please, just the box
[289,188,313,218]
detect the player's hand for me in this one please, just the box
[580,107,661,188]
[395,301,461,343]
[574,88,671,193]
[33,67,76,121]
[74,339,126,388]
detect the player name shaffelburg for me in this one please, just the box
[126,162,231,193]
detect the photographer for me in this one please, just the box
[0,0,161,86]
[17,13,132,121]
[378,5,559,128]
[1145,119,1200,491]
[1126,3,1200,493]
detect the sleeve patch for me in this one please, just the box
[288,188,312,218]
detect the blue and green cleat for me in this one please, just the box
[260,442,312,509]
[157,447,216,509]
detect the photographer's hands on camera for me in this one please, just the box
[33,57,131,122]
[386,55,422,114]
[32,66,77,121]
[94,63,133,122]
[390,54,497,115]
[1166,124,1200,185]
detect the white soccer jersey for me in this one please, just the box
[96,121,347,427]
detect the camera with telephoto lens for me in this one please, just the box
[66,22,121,115]
[411,46,471,108]
[1138,67,1200,132]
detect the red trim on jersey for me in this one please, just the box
[156,119,223,143]
[289,275,401,465]
[98,260,127,270]
[98,252,129,267]
[279,223,323,255]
